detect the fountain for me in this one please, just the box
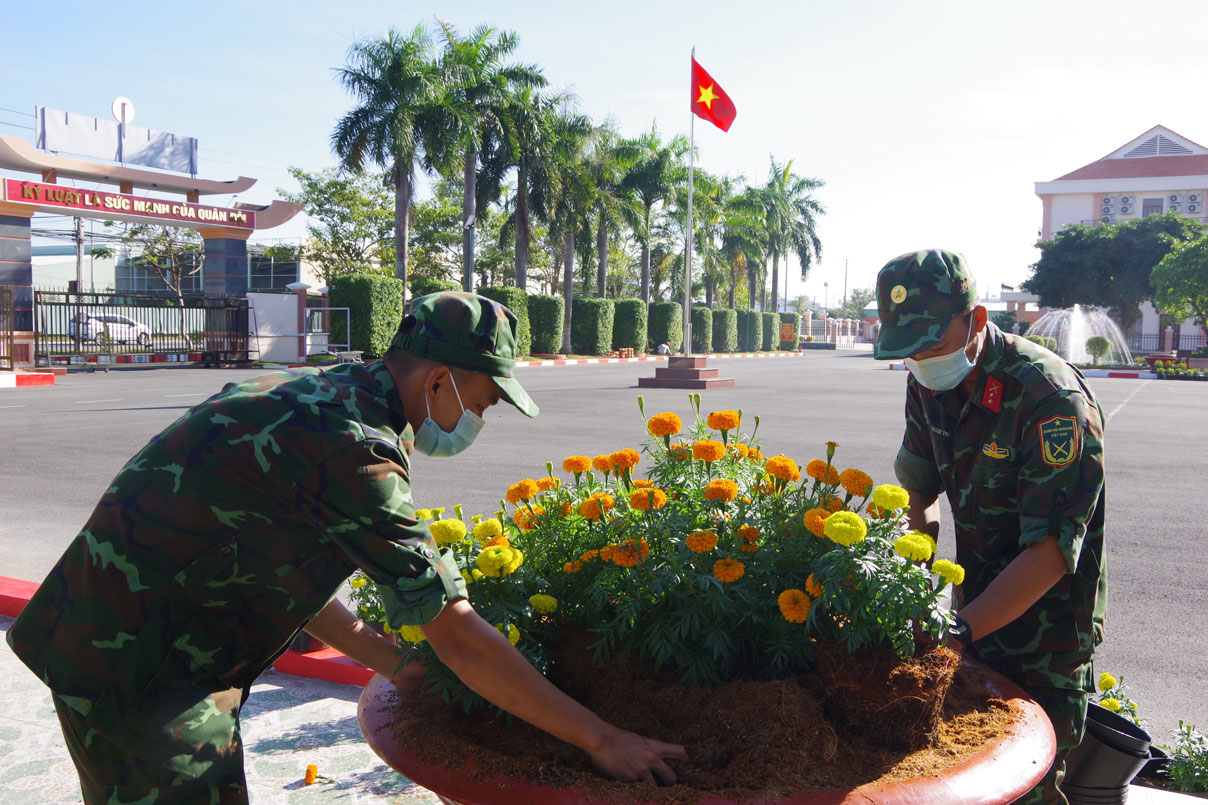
[1026,305,1133,365]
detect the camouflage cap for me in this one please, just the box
[874,249,978,360]
[392,292,538,417]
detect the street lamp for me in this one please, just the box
[823,281,828,312]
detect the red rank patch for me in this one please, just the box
[982,377,1003,412]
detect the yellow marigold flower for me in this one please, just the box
[506,479,540,504]
[686,529,719,553]
[839,469,874,498]
[563,455,591,473]
[414,509,433,521]
[803,508,830,537]
[806,459,840,485]
[495,622,521,645]
[304,764,318,785]
[1098,672,1118,692]
[630,487,668,510]
[562,560,583,573]
[703,478,738,502]
[766,455,801,482]
[579,493,615,521]
[512,506,545,531]
[872,483,911,511]
[932,559,966,586]
[693,439,726,462]
[459,569,474,586]
[477,545,524,577]
[610,449,641,472]
[647,411,683,437]
[730,443,751,458]
[536,476,562,492]
[580,548,600,562]
[894,532,933,561]
[396,625,427,644]
[529,594,558,615]
[482,535,511,548]
[707,409,741,431]
[806,573,823,598]
[1101,697,1121,712]
[713,557,746,583]
[823,511,868,546]
[738,524,760,543]
[349,575,368,589]
[431,507,445,517]
[472,517,503,543]
[429,519,467,545]
[668,444,692,461]
[778,588,811,623]
[592,454,613,473]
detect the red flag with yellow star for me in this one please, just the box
[691,57,736,132]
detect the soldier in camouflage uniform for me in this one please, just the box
[874,250,1106,805]
[8,292,686,804]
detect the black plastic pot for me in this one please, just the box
[1063,703,1153,803]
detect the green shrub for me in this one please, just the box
[691,306,713,353]
[410,275,460,299]
[329,274,406,358]
[527,295,564,354]
[1085,335,1110,365]
[648,302,683,352]
[612,298,647,352]
[778,312,801,350]
[571,297,615,355]
[736,310,763,352]
[1025,334,1059,352]
[761,312,778,350]
[711,308,738,353]
[476,286,531,357]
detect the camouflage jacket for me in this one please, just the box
[7,361,466,725]
[893,324,1107,691]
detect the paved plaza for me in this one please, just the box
[1,351,1205,802]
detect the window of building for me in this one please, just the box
[247,254,299,291]
[1142,198,1164,217]
[115,250,203,293]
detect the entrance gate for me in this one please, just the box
[0,288,12,371]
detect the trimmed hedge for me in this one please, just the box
[648,302,683,352]
[736,310,763,352]
[528,295,564,354]
[571,297,615,355]
[328,274,406,358]
[778,312,801,350]
[691,306,713,353]
[410,275,460,298]
[612,298,647,352]
[761,312,778,350]
[711,308,738,353]
[476,286,531,357]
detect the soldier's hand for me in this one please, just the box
[588,725,687,786]
[388,658,429,695]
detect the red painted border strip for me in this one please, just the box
[0,577,39,617]
[1107,371,1140,378]
[17,373,54,386]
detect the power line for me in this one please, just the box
[1,119,35,131]
[0,106,34,117]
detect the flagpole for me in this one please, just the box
[685,47,695,358]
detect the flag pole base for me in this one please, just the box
[637,356,735,389]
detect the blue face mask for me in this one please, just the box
[414,373,484,457]
[905,316,978,391]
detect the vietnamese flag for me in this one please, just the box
[691,57,737,132]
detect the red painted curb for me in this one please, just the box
[0,577,39,617]
[17,373,55,386]
[1107,371,1141,378]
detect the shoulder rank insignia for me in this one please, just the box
[982,376,1003,413]
[982,442,1011,460]
[1037,414,1079,468]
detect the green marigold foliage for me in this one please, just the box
[761,312,778,350]
[736,310,763,352]
[612,298,647,352]
[712,308,738,353]
[527,295,564,354]
[571,297,615,355]
[1167,721,1208,793]
[476,286,531,357]
[691,306,713,353]
[648,301,683,352]
[328,274,405,357]
[778,312,801,350]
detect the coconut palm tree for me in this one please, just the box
[586,125,642,297]
[332,25,445,291]
[762,156,825,312]
[541,120,597,352]
[621,126,688,303]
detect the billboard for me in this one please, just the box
[3,179,255,230]
[35,107,199,175]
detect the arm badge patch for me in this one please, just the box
[1037,415,1079,468]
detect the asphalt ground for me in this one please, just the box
[1,353,1204,746]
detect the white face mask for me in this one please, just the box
[413,373,485,457]
[904,316,978,391]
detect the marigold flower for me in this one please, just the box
[599,544,617,562]
[747,448,764,463]
[738,524,760,543]
[304,764,318,785]
[668,444,692,461]
[414,509,433,521]
[579,493,615,521]
[1101,697,1121,712]
[395,624,427,644]
[495,622,521,645]
[823,511,868,546]
[839,469,874,498]
[739,543,758,553]
[703,478,738,502]
[512,506,545,531]
[557,502,573,518]
[563,455,591,473]
[536,476,562,492]
[686,529,719,553]
[805,573,823,598]
[610,448,641,472]
[823,495,844,513]
[482,535,511,548]
[472,517,503,543]
[1098,672,1117,692]
[633,478,655,488]
[592,454,613,473]
[778,589,811,623]
[477,545,524,577]
[730,443,751,458]
[765,455,801,482]
[893,532,933,561]
[872,483,911,511]
[803,508,830,537]
[349,575,368,589]
[806,459,840,485]
[580,549,600,562]
[712,557,746,583]
[866,502,888,519]
[647,411,683,437]
[505,479,540,504]
[529,594,558,615]
[563,560,583,573]
[693,439,726,462]
[429,519,467,545]
[932,559,965,586]
[612,543,641,567]
[707,409,741,431]
[630,487,668,510]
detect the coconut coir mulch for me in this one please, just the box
[384,634,1017,803]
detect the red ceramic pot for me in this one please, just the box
[358,657,1055,805]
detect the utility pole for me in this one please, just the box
[843,259,848,308]
[74,216,84,290]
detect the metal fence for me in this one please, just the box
[0,288,12,371]
[1127,332,1207,354]
[34,289,250,366]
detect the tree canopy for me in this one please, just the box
[1151,235,1208,328]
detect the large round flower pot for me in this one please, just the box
[358,658,1055,805]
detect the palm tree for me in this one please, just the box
[621,126,688,303]
[541,120,596,352]
[723,187,767,308]
[761,156,825,312]
[586,125,642,297]
[434,22,546,292]
[332,25,444,291]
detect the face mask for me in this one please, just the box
[905,316,978,391]
[414,372,485,457]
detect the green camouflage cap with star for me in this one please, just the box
[392,291,538,417]
[874,249,979,360]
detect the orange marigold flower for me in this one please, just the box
[803,507,830,537]
[630,487,668,510]
[806,459,840,485]
[506,478,540,504]
[703,479,738,502]
[557,502,574,518]
[580,549,600,562]
[806,573,823,598]
[739,543,759,553]
[839,469,874,498]
[866,502,888,519]
[693,439,726,462]
[730,443,751,458]
[738,524,760,543]
[610,448,641,472]
[612,544,640,567]
[513,505,545,531]
[778,588,811,623]
[536,476,562,492]
[482,535,511,548]
[562,560,583,573]
[713,557,746,583]
[823,494,844,513]
[592,454,613,473]
[707,409,741,431]
[633,479,655,488]
[599,544,617,562]
[686,529,718,553]
[765,455,800,481]
[759,482,778,495]
[579,493,615,521]
[647,411,683,438]
[562,455,591,473]
[747,448,765,463]
[668,444,692,461]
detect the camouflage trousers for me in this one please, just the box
[52,686,249,805]
[1004,678,1090,805]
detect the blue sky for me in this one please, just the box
[6,0,1208,304]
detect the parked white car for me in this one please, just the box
[69,313,152,346]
